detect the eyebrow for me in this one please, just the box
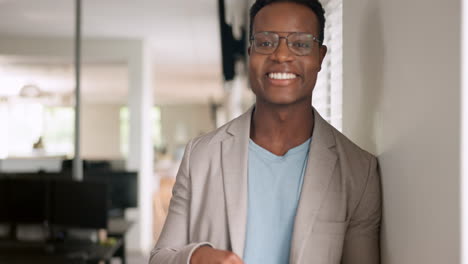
[252,31,318,36]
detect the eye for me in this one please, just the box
[292,42,311,48]
[259,41,274,47]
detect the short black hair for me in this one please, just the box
[249,0,326,45]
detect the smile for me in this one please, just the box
[267,72,298,80]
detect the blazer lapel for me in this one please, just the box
[289,109,338,264]
[221,107,253,258]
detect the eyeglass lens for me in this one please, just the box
[253,32,316,56]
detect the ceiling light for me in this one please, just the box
[19,84,41,98]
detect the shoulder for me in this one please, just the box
[189,123,229,152]
[319,120,377,177]
[332,125,375,161]
[187,110,249,155]
[318,121,380,205]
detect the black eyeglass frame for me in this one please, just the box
[249,31,322,56]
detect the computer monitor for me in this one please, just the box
[61,159,111,173]
[8,179,48,224]
[7,172,71,181]
[108,171,137,210]
[50,181,108,229]
[0,179,9,223]
[84,171,138,212]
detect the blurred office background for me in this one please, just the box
[1,0,464,264]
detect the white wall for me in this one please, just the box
[80,104,122,159]
[344,0,461,263]
[160,104,214,157]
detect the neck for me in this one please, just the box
[250,99,314,156]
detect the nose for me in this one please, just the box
[270,38,294,63]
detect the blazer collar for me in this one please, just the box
[289,108,338,263]
[221,105,338,261]
[221,106,253,257]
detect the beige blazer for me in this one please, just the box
[150,107,381,264]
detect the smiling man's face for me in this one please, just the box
[249,2,327,106]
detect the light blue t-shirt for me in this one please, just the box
[243,138,311,264]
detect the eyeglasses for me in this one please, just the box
[250,31,321,56]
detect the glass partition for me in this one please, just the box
[0,1,75,161]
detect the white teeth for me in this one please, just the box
[268,72,297,80]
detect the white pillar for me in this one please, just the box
[126,39,155,254]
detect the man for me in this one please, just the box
[149,0,381,263]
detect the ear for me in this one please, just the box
[318,45,328,71]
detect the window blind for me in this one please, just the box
[312,0,343,131]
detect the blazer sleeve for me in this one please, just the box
[341,156,382,264]
[149,139,213,264]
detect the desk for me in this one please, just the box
[0,219,132,264]
[0,239,122,264]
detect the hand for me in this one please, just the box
[190,246,244,264]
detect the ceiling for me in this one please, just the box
[0,0,227,105]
